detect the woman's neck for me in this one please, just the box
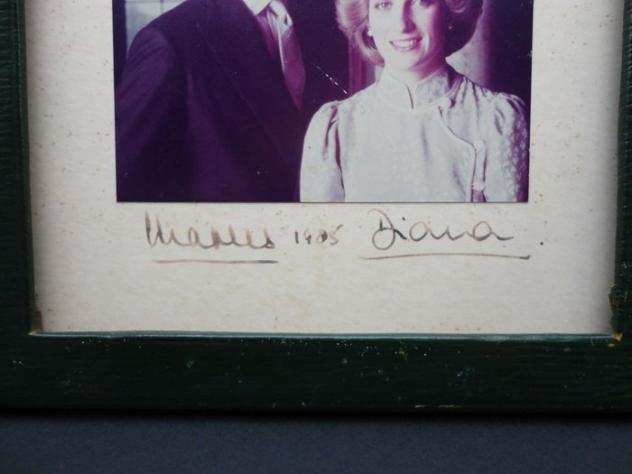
[384,59,448,90]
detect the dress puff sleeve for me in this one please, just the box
[484,94,530,202]
[300,102,345,202]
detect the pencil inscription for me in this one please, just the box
[145,213,276,250]
[143,210,522,263]
[369,209,514,251]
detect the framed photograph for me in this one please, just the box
[1,0,631,411]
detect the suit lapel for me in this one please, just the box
[286,0,350,118]
[197,0,304,168]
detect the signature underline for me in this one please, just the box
[154,259,279,265]
[361,252,531,261]
[154,253,531,265]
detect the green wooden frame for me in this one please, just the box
[2,0,632,412]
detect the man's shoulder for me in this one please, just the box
[144,0,205,40]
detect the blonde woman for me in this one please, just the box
[300,0,529,202]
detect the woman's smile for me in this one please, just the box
[389,36,423,52]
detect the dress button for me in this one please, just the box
[437,97,453,110]
[471,180,486,192]
[473,140,486,152]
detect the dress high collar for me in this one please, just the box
[377,65,456,110]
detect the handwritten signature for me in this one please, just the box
[145,213,275,250]
[369,209,514,251]
[144,210,515,257]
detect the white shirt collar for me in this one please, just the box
[241,0,275,16]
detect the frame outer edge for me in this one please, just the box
[1,1,632,413]
[0,0,33,338]
[612,0,632,334]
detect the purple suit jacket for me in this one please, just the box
[115,0,347,202]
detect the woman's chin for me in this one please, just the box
[382,51,428,70]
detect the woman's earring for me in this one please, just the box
[447,23,455,31]
[367,27,373,37]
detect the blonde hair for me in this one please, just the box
[336,0,483,65]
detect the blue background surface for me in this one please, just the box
[1,414,631,473]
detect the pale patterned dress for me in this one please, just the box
[300,65,529,203]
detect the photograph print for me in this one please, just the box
[113,0,533,203]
